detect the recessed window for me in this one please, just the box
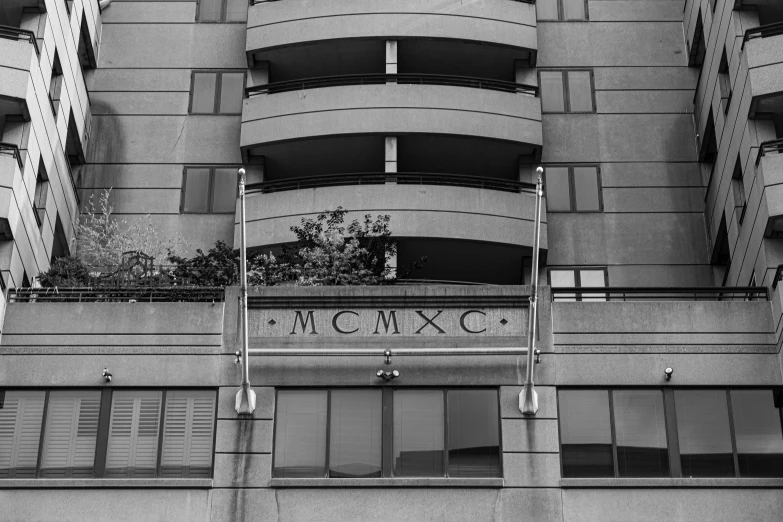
[181,167,238,214]
[539,70,595,113]
[49,52,63,118]
[189,71,246,115]
[549,267,607,301]
[197,0,248,23]
[544,165,602,212]
[730,390,783,477]
[718,49,732,115]
[732,157,746,225]
[675,390,735,478]
[34,162,49,229]
[537,0,588,21]
[273,388,501,479]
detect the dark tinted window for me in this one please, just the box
[393,390,444,477]
[447,390,500,477]
[212,168,238,213]
[536,0,559,20]
[563,0,587,21]
[182,168,211,213]
[274,390,328,478]
[545,167,571,211]
[191,72,217,114]
[329,390,382,478]
[567,71,593,112]
[540,71,565,113]
[675,390,735,477]
[219,72,245,114]
[225,0,249,22]
[613,390,669,477]
[559,390,614,477]
[730,390,783,477]
[197,0,222,22]
[573,167,601,211]
[191,71,244,114]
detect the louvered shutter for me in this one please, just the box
[40,391,101,478]
[160,390,216,478]
[0,391,46,478]
[105,391,162,478]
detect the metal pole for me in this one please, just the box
[235,167,256,414]
[520,167,544,415]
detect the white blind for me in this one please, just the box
[160,390,216,478]
[0,391,46,478]
[40,391,101,478]
[105,391,162,478]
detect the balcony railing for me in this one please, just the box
[245,172,537,195]
[0,25,40,55]
[9,287,226,303]
[0,142,23,170]
[246,74,539,97]
[756,139,783,166]
[742,21,783,50]
[250,0,535,5]
[551,287,769,302]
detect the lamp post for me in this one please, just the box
[235,167,256,414]
[520,167,544,415]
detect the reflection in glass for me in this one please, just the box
[329,390,382,478]
[393,390,444,477]
[212,169,238,213]
[730,390,783,477]
[545,167,571,211]
[191,72,217,114]
[573,167,600,211]
[613,390,669,477]
[183,169,211,213]
[274,390,327,477]
[567,71,594,112]
[559,390,614,477]
[550,269,576,301]
[675,390,735,477]
[540,71,566,113]
[219,73,245,114]
[447,390,500,477]
[579,269,606,302]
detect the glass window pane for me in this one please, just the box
[225,0,248,22]
[567,71,594,112]
[559,390,614,477]
[212,168,238,213]
[730,390,783,477]
[105,391,162,478]
[540,71,566,113]
[579,269,606,301]
[613,390,669,477]
[536,0,559,20]
[41,391,101,478]
[675,390,735,477]
[545,167,571,211]
[563,0,587,21]
[191,72,217,114]
[0,391,46,478]
[393,390,444,477]
[447,390,500,477]
[329,390,382,478]
[274,390,327,478]
[573,167,600,212]
[198,0,222,22]
[183,168,211,213]
[550,269,576,301]
[219,73,245,114]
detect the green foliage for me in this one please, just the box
[37,256,90,287]
[167,240,240,287]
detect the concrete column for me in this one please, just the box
[386,40,397,82]
[385,136,397,176]
[245,156,265,186]
[518,157,533,184]
[514,59,536,87]
[248,61,270,88]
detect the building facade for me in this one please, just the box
[1,0,783,520]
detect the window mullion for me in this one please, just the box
[443,390,449,478]
[607,390,619,478]
[663,389,681,478]
[34,391,50,478]
[324,390,331,478]
[725,390,740,478]
[208,168,215,213]
[382,388,393,478]
[156,390,167,478]
[93,389,113,479]
[568,168,576,212]
[213,72,222,115]
[222,0,229,22]
[563,69,570,113]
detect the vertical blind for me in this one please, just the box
[40,391,101,478]
[0,391,46,478]
[160,390,216,478]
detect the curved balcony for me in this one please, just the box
[246,0,537,54]
[240,75,542,150]
[742,23,783,115]
[235,173,548,252]
[0,26,40,120]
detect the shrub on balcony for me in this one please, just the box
[37,256,90,287]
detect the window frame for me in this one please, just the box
[196,0,249,24]
[180,166,240,214]
[543,164,603,213]
[188,70,247,115]
[536,0,590,22]
[272,387,503,480]
[538,69,596,114]
[548,267,608,301]
[0,388,217,480]
[558,387,783,479]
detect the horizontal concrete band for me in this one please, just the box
[247,0,536,52]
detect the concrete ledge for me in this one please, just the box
[561,478,783,488]
[269,478,504,487]
[0,479,213,489]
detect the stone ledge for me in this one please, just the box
[561,478,783,488]
[0,479,214,489]
[269,478,504,488]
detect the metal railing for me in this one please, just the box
[742,21,783,50]
[246,172,536,195]
[0,142,23,170]
[771,265,783,290]
[756,139,783,166]
[246,73,538,97]
[551,286,769,302]
[9,287,226,303]
[250,0,535,5]
[0,25,40,55]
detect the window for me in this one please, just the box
[732,157,746,225]
[65,0,73,16]
[539,70,595,113]
[49,52,63,117]
[189,71,245,115]
[197,0,248,23]
[0,389,216,479]
[558,388,783,479]
[537,0,588,21]
[718,49,732,115]
[273,389,501,479]
[34,162,49,228]
[181,167,238,214]
[544,165,602,212]
[549,267,608,302]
